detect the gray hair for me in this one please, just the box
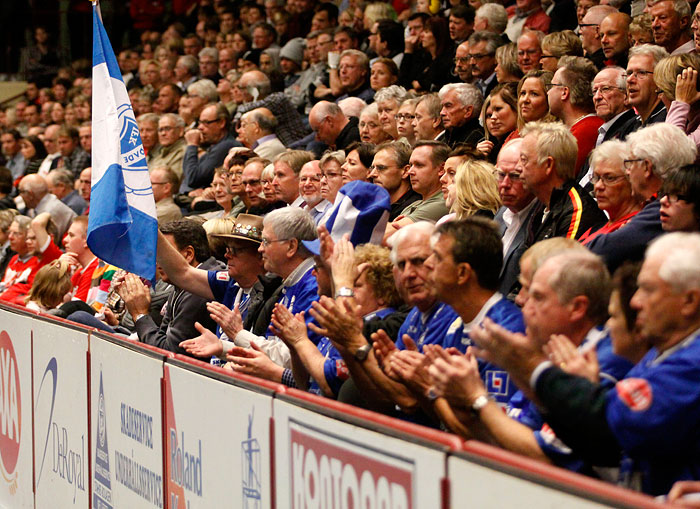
[248,110,278,132]
[138,112,160,126]
[628,43,670,67]
[263,207,317,257]
[520,121,578,181]
[340,49,369,70]
[12,215,32,234]
[545,251,611,325]
[647,232,700,293]
[438,83,484,113]
[417,93,442,119]
[476,3,508,33]
[589,139,628,172]
[596,66,627,93]
[388,221,435,265]
[198,47,219,62]
[320,150,345,169]
[160,113,186,128]
[338,97,367,118]
[0,210,18,233]
[177,55,199,75]
[626,123,697,178]
[374,85,408,105]
[48,168,74,187]
[646,0,691,18]
[187,79,219,102]
[375,140,411,168]
[468,31,502,55]
[360,102,380,119]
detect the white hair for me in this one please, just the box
[646,232,700,293]
[476,4,508,33]
[439,83,484,113]
[338,97,367,118]
[589,139,628,171]
[388,221,435,265]
[626,123,697,178]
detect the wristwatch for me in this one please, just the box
[471,395,490,416]
[133,313,148,322]
[353,343,372,362]
[335,286,354,298]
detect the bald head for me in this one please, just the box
[600,12,630,59]
[19,174,49,209]
[299,160,323,207]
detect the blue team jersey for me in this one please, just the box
[595,332,635,389]
[268,266,318,338]
[309,308,397,397]
[443,297,525,406]
[395,303,459,351]
[607,331,700,495]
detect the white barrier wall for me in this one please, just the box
[273,398,447,509]
[163,364,273,509]
[0,314,34,509]
[32,319,90,508]
[449,455,611,509]
[90,338,165,509]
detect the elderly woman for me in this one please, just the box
[375,85,409,140]
[579,140,644,245]
[656,53,700,157]
[319,150,346,206]
[359,103,391,144]
[660,165,700,232]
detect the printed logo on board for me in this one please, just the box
[241,409,261,509]
[0,331,21,494]
[290,423,414,509]
[93,369,113,509]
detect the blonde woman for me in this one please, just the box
[25,259,73,313]
[440,158,501,223]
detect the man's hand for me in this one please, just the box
[226,341,283,381]
[179,322,224,357]
[391,350,431,395]
[428,346,487,408]
[270,304,308,348]
[185,128,203,146]
[544,334,599,383]
[668,480,700,507]
[317,224,335,266]
[207,302,243,339]
[471,318,546,387]
[58,252,81,273]
[308,296,363,349]
[116,273,151,317]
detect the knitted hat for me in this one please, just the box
[279,38,305,67]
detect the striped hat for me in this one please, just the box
[302,181,390,255]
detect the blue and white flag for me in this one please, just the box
[90,2,157,281]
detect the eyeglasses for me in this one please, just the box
[579,23,599,29]
[158,125,176,132]
[545,82,568,91]
[369,164,396,172]
[242,179,261,187]
[660,191,691,204]
[199,118,220,125]
[496,170,523,182]
[592,85,625,95]
[150,181,169,186]
[591,173,626,185]
[468,53,494,60]
[394,114,415,121]
[626,69,654,79]
[322,172,343,179]
[453,57,470,64]
[261,237,290,247]
[623,158,644,169]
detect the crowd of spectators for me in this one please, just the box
[4,0,700,503]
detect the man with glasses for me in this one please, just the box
[516,31,543,74]
[467,31,500,97]
[334,50,374,103]
[518,122,605,245]
[579,5,617,70]
[149,113,187,179]
[618,44,670,139]
[182,103,241,192]
[236,108,286,160]
[150,166,182,224]
[546,56,602,175]
[587,123,697,270]
[493,139,536,295]
[308,101,360,151]
[453,41,474,84]
[368,141,420,221]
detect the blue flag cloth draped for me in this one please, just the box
[89,2,157,281]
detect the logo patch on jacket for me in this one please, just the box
[616,378,652,411]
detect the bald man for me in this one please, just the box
[600,12,631,68]
[18,174,76,238]
[308,101,360,151]
[236,107,286,160]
